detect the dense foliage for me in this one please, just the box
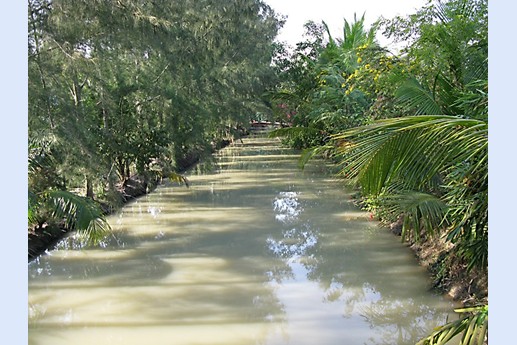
[28,0,284,235]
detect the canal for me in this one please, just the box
[28,134,457,345]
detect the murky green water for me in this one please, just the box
[28,135,458,345]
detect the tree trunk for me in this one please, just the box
[86,176,94,199]
[125,161,130,181]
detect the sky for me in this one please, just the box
[264,0,427,49]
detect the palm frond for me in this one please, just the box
[332,115,487,271]
[463,51,487,85]
[381,191,449,241]
[298,144,333,170]
[332,115,487,195]
[168,172,190,187]
[416,305,488,345]
[434,74,461,115]
[396,77,442,115]
[454,78,488,120]
[322,20,336,47]
[48,190,111,244]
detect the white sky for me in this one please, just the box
[264,0,427,50]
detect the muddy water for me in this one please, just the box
[28,135,457,345]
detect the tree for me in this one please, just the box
[381,0,487,120]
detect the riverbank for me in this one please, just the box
[351,195,487,306]
[28,134,243,262]
[382,213,487,305]
[409,235,488,305]
[27,173,163,262]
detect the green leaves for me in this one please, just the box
[396,77,442,115]
[28,191,41,226]
[270,2,488,344]
[167,172,190,188]
[416,305,488,345]
[29,189,111,245]
[380,191,448,241]
[48,190,105,231]
[268,12,383,150]
[29,0,283,208]
[333,115,487,191]
[268,126,325,150]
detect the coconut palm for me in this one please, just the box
[29,189,111,245]
[328,1,488,337]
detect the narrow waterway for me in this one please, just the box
[28,134,458,345]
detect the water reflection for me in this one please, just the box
[360,297,445,345]
[29,134,457,345]
[273,191,303,223]
[264,194,454,345]
[266,225,318,258]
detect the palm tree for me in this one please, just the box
[29,189,111,244]
[28,140,111,255]
[327,3,488,343]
